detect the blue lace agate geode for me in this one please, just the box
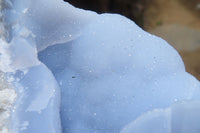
[0,0,200,133]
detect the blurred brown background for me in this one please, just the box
[65,0,200,80]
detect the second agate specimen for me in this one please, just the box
[0,0,200,133]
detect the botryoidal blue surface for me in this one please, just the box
[0,0,200,133]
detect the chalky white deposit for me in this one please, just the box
[0,0,200,133]
[0,72,17,133]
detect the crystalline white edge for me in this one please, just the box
[0,72,17,133]
[0,0,200,133]
[0,0,17,133]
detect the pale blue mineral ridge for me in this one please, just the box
[0,0,200,133]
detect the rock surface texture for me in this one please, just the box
[0,0,200,133]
